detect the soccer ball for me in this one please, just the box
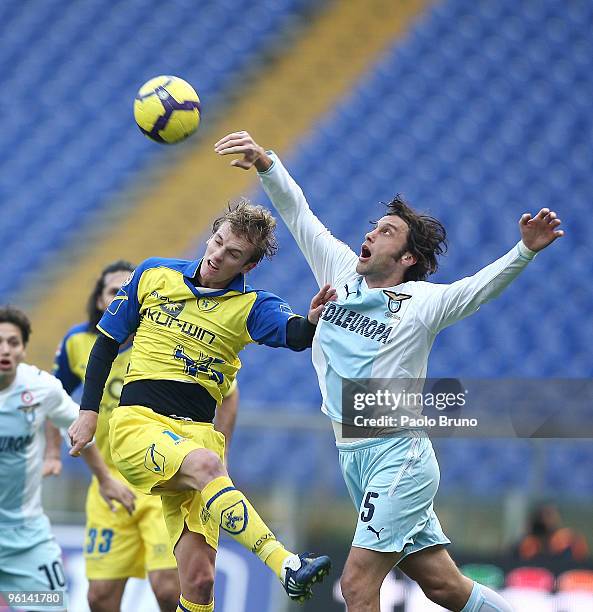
[134,75,201,144]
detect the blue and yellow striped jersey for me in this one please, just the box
[54,322,131,471]
[97,257,299,408]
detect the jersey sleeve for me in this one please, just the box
[246,291,300,349]
[420,241,537,333]
[258,153,359,288]
[43,373,80,429]
[52,334,82,395]
[96,261,146,342]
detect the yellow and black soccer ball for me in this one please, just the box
[134,75,201,144]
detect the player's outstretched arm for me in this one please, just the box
[519,207,564,251]
[215,131,358,289]
[424,208,564,332]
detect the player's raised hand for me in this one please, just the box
[214,131,273,172]
[99,476,136,515]
[68,410,98,456]
[308,284,338,324]
[519,208,564,252]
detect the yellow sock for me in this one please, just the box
[201,476,292,577]
[177,594,213,612]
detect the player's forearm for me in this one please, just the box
[44,421,62,460]
[215,388,239,449]
[258,153,357,286]
[80,443,110,484]
[80,333,119,411]
[286,315,317,351]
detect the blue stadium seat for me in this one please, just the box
[0,0,323,299]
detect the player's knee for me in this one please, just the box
[87,582,119,612]
[340,568,370,605]
[182,449,225,490]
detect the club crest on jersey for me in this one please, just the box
[18,391,39,424]
[383,291,412,316]
[221,500,248,534]
[159,301,185,319]
[197,297,220,312]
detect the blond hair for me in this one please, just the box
[212,198,278,264]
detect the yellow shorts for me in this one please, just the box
[109,405,226,552]
[84,474,177,580]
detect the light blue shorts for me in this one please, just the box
[0,515,67,611]
[338,431,450,562]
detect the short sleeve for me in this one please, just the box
[44,374,80,429]
[96,262,145,342]
[53,333,83,395]
[246,291,297,348]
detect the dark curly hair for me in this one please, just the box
[384,194,447,281]
[0,305,32,345]
[87,260,135,330]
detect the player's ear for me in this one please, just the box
[241,262,257,274]
[401,252,417,267]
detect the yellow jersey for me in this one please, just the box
[53,323,131,471]
[97,257,299,421]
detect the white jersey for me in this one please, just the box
[259,154,536,428]
[0,363,78,525]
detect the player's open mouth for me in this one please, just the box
[207,260,219,271]
[0,359,12,369]
[359,244,371,262]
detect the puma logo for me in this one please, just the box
[344,284,357,299]
[367,525,385,540]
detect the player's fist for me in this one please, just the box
[68,410,98,456]
[214,131,273,172]
[519,208,564,252]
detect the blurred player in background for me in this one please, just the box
[216,131,564,612]
[514,503,589,562]
[0,306,133,612]
[67,205,335,611]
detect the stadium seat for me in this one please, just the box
[505,567,554,592]
[460,564,505,590]
[558,570,593,593]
